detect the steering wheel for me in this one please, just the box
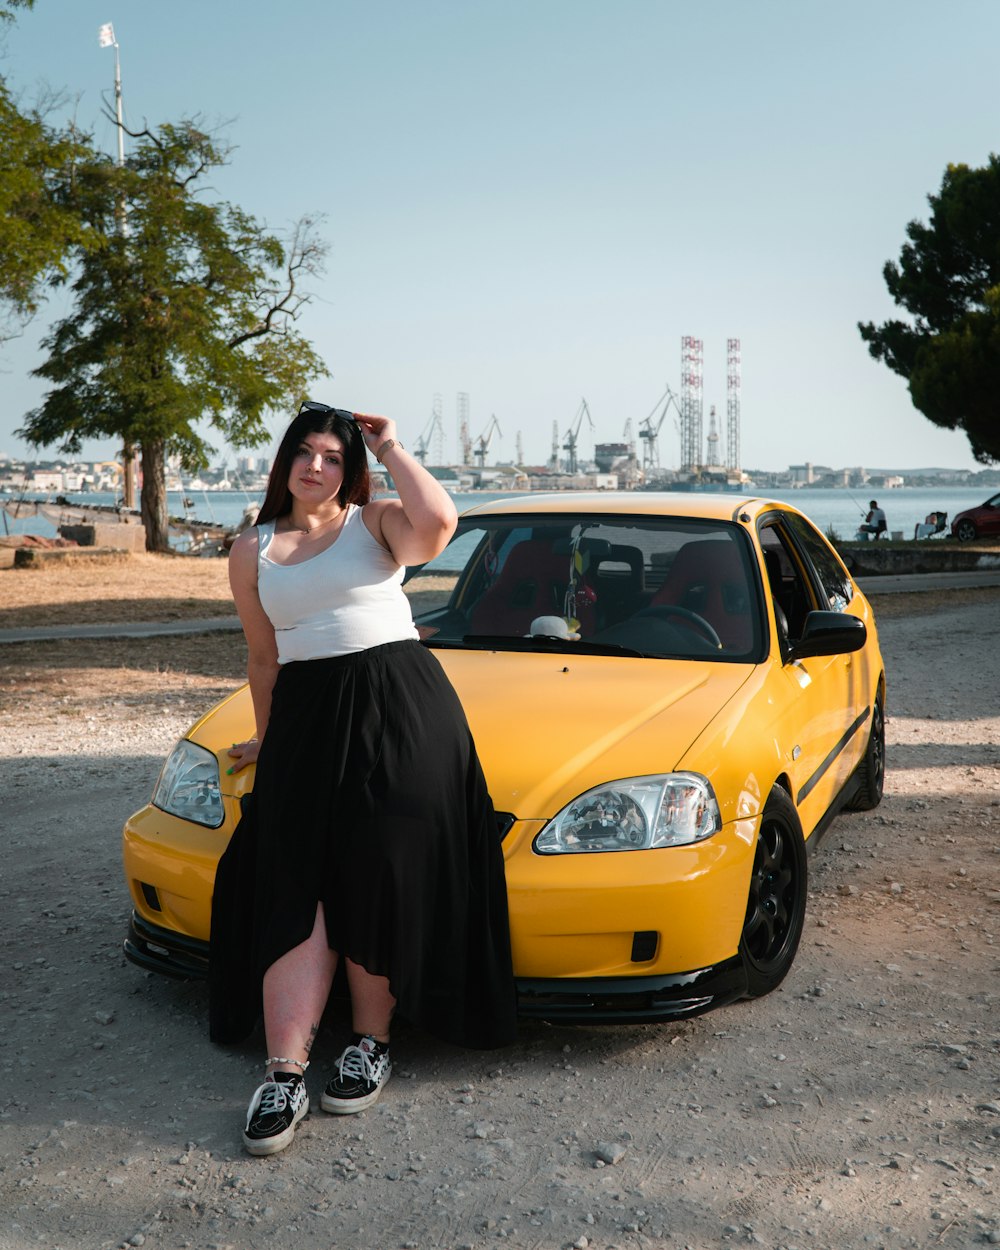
[637,604,723,649]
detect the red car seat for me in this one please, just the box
[650,539,752,650]
[469,539,596,636]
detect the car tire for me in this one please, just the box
[956,519,977,542]
[846,692,885,812]
[739,785,807,999]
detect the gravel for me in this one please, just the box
[1,581,999,1250]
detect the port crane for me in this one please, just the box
[473,415,502,468]
[563,399,594,474]
[412,402,446,466]
[638,386,681,472]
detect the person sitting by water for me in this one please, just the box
[857,500,888,540]
[914,510,947,539]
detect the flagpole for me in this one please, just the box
[98,23,125,170]
[98,22,138,510]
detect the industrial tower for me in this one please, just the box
[679,336,704,473]
[457,392,472,466]
[706,404,721,466]
[726,339,741,474]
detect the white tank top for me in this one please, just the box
[256,504,418,663]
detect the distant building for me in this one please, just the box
[28,470,66,491]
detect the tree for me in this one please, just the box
[859,156,1000,465]
[0,0,92,338]
[0,83,97,342]
[18,119,329,550]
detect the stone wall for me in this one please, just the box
[837,541,1000,577]
[58,522,147,552]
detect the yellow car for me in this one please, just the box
[123,492,885,1022]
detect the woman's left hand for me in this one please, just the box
[227,739,260,774]
[354,413,397,456]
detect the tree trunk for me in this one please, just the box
[140,439,171,552]
[122,440,138,510]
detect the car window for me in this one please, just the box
[758,522,816,643]
[405,513,765,661]
[781,512,853,610]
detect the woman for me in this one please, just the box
[209,401,517,1157]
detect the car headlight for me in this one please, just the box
[533,773,721,854]
[152,739,225,828]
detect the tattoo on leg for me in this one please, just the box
[304,1023,320,1056]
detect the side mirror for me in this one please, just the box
[788,611,867,660]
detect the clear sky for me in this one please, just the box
[2,0,998,473]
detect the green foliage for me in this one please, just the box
[0,1,35,23]
[859,156,1000,465]
[0,80,97,336]
[17,118,328,548]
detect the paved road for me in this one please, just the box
[0,569,998,645]
[0,616,243,644]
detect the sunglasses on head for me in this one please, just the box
[297,400,357,422]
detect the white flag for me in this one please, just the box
[98,22,116,48]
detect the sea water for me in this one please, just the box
[1,484,990,549]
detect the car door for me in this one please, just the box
[758,514,869,836]
[981,493,1000,536]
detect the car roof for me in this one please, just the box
[457,490,794,526]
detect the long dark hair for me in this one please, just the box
[256,404,373,525]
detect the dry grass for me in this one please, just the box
[0,552,234,628]
[0,633,247,729]
[0,555,242,724]
[860,583,1000,618]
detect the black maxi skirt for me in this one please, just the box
[208,639,518,1050]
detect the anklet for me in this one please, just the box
[265,1056,309,1073]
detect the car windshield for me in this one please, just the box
[404,512,765,661]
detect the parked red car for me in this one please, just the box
[951,492,1000,542]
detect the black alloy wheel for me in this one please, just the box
[847,693,885,812]
[956,519,977,542]
[739,785,807,998]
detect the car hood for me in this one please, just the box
[432,647,756,820]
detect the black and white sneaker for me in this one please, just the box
[321,1035,391,1114]
[243,1072,309,1156]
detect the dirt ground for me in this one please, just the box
[1,556,998,1250]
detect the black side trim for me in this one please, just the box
[123,911,210,981]
[805,769,865,857]
[797,706,869,804]
[516,956,747,1024]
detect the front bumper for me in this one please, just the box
[124,911,747,1023]
[516,956,746,1024]
[124,911,210,980]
